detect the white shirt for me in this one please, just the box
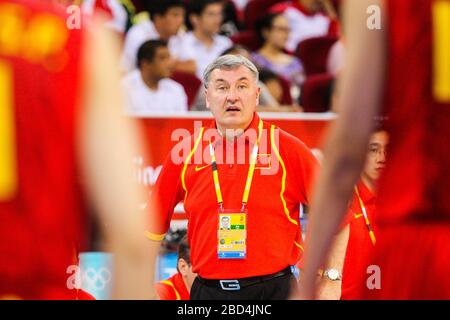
[282,6,331,52]
[120,19,182,73]
[122,70,188,116]
[170,31,232,79]
[232,0,250,11]
[327,39,345,76]
[82,0,128,33]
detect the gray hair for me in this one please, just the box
[203,54,259,88]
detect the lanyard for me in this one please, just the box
[209,120,263,212]
[354,185,376,246]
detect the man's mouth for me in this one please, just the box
[226,106,241,112]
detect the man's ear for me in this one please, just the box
[205,89,211,109]
[256,86,261,105]
[178,258,188,276]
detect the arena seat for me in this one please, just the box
[295,36,338,76]
[230,30,262,51]
[170,71,202,110]
[243,0,285,30]
[300,73,334,112]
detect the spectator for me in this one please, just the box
[270,0,339,52]
[121,0,186,73]
[252,13,305,86]
[259,68,284,105]
[155,236,196,300]
[81,0,133,34]
[122,40,188,116]
[171,0,232,79]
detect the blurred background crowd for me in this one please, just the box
[67,0,345,115]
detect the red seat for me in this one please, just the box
[170,71,202,109]
[301,73,334,112]
[243,0,285,30]
[295,36,338,76]
[230,30,262,51]
[278,75,293,106]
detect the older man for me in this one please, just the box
[147,55,318,299]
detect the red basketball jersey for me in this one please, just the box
[378,0,450,224]
[0,0,86,298]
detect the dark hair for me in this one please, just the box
[258,68,280,84]
[186,0,223,30]
[136,40,168,68]
[372,118,387,133]
[178,235,191,266]
[255,12,282,43]
[146,0,185,21]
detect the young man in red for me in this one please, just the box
[315,127,388,300]
[0,0,157,299]
[297,0,450,300]
[155,236,196,300]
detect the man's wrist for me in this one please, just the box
[322,268,342,281]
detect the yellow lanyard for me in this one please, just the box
[209,120,263,212]
[354,185,376,246]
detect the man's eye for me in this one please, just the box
[238,84,247,89]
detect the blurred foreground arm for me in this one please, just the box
[295,0,386,299]
[79,16,158,300]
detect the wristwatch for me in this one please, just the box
[323,268,342,281]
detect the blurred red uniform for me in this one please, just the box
[155,272,190,300]
[364,0,450,299]
[0,0,87,299]
[341,181,376,300]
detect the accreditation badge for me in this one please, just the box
[217,210,247,259]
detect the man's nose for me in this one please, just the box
[376,149,387,162]
[226,87,239,102]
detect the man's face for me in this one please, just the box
[143,46,174,80]
[222,217,230,229]
[362,130,389,182]
[195,3,224,36]
[205,65,260,131]
[185,264,197,291]
[178,258,197,292]
[157,7,185,37]
[265,15,290,50]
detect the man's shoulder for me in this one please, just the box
[126,19,157,42]
[121,70,141,87]
[155,280,176,300]
[269,123,310,152]
[214,34,233,48]
[172,125,208,148]
[269,1,293,13]
[160,78,186,92]
[175,31,195,44]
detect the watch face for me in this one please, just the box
[328,269,339,280]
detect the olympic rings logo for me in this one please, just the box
[66,265,112,291]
